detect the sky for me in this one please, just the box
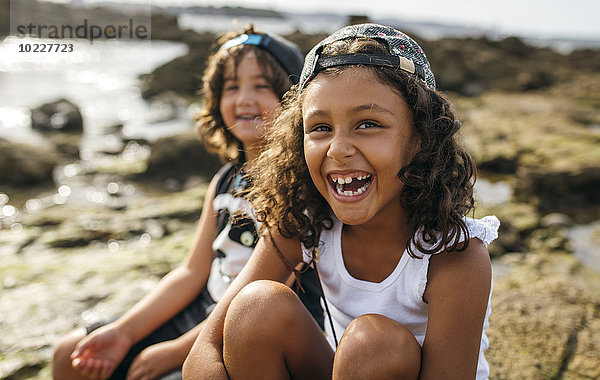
[42,0,600,40]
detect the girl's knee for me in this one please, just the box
[225,280,299,338]
[223,280,310,368]
[223,281,327,378]
[344,314,419,345]
[53,329,84,360]
[52,329,86,379]
[333,314,421,379]
[230,280,297,317]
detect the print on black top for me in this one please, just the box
[212,163,324,329]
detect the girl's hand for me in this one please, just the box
[70,324,133,379]
[126,341,182,380]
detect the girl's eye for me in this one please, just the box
[357,120,382,129]
[256,83,271,89]
[223,84,238,92]
[308,124,332,133]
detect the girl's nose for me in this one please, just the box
[235,86,254,106]
[327,133,355,162]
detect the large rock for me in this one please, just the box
[0,138,59,187]
[139,32,216,99]
[149,11,186,41]
[458,84,600,219]
[421,36,562,95]
[31,98,83,134]
[567,48,600,73]
[45,132,81,161]
[488,253,600,379]
[141,131,222,184]
[515,166,600,215]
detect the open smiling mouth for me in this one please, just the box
[237,115,261,121]
[328,174,373,197]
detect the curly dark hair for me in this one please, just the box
[246,37,476,257]
[195,25,294,163]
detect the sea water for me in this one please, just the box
[0,37,191,152]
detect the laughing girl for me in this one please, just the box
[183,23,499,380]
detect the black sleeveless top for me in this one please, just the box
[214,163,257,251]
[210,163,324,329]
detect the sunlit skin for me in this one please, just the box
[220,51,280,162]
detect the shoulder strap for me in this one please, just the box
[214,162,236,196]
[213,163,240,237]
[312,259,339,349]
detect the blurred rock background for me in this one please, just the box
[0,1,599,379]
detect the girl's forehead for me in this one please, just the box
[302,67,385,100]
[310,65,377,85]
[223,50,276,81]
[222,50,257,77]
[301,67,409,120]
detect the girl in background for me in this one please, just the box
[52,25,321,380]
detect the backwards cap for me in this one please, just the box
[299,23,436,90]
[221,33,304,85]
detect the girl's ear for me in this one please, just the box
[409,125,421,158]
[413,133,421,154]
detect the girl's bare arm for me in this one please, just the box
[71,174,220,375]
[182,231,303,379]
[109,174,220,344]
[420,238,492,379]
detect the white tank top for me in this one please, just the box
[302,215,500,380]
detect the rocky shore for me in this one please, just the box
[1,4,600,379]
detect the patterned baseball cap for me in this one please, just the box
[221,33,304,85]
[299,23,436,90]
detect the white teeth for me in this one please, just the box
[335,180,371,197]
[332,173,373,197]
[332,174,372,184]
